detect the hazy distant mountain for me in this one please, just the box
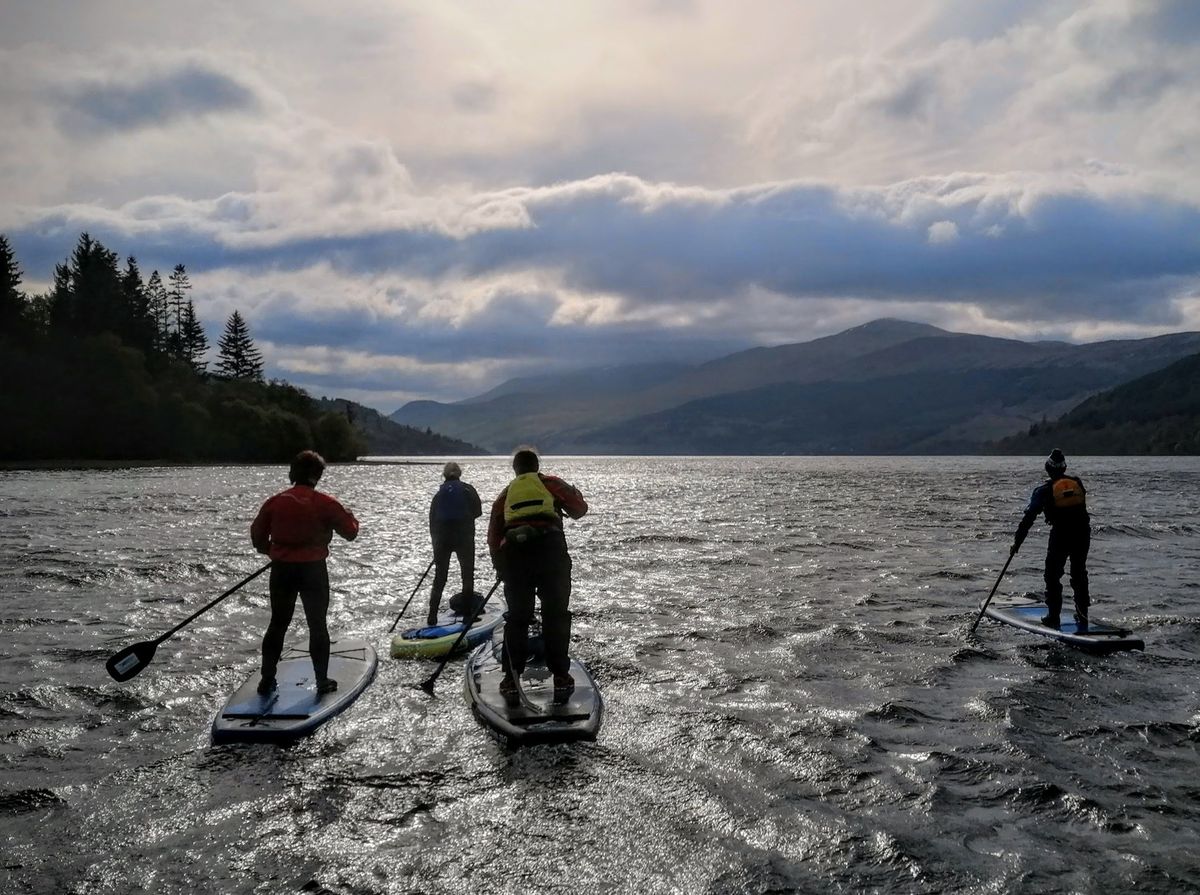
[993,352,1200,455]
[316,398,485,456]
[389,320,1200,454]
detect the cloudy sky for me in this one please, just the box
[4,0,1200,411]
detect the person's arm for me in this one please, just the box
[467,483,483,520]
[1011,485,1045,553]
[250,500,272,555]
[542,475,588,520]
[323,494,360,541]
[487,489,507,555]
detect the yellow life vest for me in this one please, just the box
[1051,477,1086,509]
[504,473,558,524]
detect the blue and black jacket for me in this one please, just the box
[1013,474,1089,548]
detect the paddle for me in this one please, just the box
[417,578,502,696]
[105,562,272,682]
[969,548,1016,634]
[388,559,436,633]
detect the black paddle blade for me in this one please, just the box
[105,640,158,682]
[416,679,436,697]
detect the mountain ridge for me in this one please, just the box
[390,320,1200,454]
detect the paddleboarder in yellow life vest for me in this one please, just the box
[1010,448,1091,631]
[487,447,588,705]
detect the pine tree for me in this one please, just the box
[180,300,209,374]
[216,310,264,381]
[52,233,124,335]
[0,234,26,335]
[167,264,191,360]
[120,256,156,353]
[145,270,170,352]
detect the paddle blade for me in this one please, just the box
[416,679,436,697]
[105,640,158,682]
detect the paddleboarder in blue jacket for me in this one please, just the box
[427,461,483,625]
[1011,449,1091,630]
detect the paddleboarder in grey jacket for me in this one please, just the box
[1011,449,1091,630]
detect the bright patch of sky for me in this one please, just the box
[3,0,1200,410]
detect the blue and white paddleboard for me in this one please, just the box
[390,596,505,659]
[983,601,1144,652]
[212,638,377,743]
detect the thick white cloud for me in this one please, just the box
[4,1,1200,410]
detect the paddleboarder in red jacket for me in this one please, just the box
[251,450,359,695]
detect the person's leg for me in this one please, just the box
[261,564,300,688]
[297,561,331,686]
[457,524,476,611]
[1043,528,1068,624]
[501,549,536,679]
[428,535,453,625]
[1069,527,1091,622]
[537,536,574,679]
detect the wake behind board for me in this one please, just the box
[212,638,377,744]
[465,632,603,747]
[983,601,1144,653]
[390,594,505,659]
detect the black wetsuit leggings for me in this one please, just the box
[429,521,475,615]
[1044,525,1090,619]
[502,531,572,677]
[261,560,331,681]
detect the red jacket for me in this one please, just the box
[251,485,359,562]
[487,473,587,554]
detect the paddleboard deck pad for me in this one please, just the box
[983,601,1144,652]
[212,638,377,743]
[465,632,603,746]
[390,595,505,659]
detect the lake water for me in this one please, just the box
[1,456,1198,894]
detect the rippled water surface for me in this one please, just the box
[2,457,1198,894]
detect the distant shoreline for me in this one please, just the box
[0,458,454,471]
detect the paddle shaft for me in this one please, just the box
[388,559,436,633]
[970,551,1015,634]
[419,578,502,694]
[106,561,272,682]
[155,562,272,645]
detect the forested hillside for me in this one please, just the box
[315,398,485,456]
[0,232,473,462]
[994,352,1200,455]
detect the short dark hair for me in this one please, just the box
[512,448,539,474]
[289,450,326,486]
